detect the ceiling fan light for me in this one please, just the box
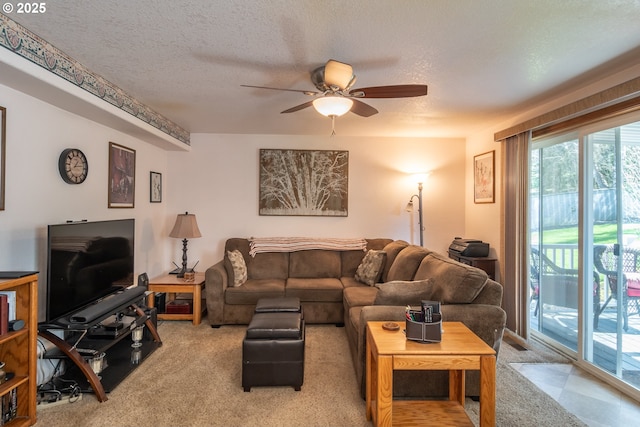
[312,96,353,117]
[324,59,354,90]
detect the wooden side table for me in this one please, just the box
[448,251,497,280]
[147,273,206,325]
[366,321,496,426]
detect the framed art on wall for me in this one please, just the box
[0,106,5,211]
[150,171,162,203]
[474,150,495,204]
[108,142,136,208]
[259,149,349,216]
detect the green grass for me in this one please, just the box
[535,223,640,244]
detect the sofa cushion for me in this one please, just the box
[354,250,386,286]
[226,250,248,286]
[341,250,367,277]
[224,238,289,280]
[380,240,410,282]
[373,279,434,306]
[289,250,341,278]
[340,276,365,288]
[386,246,431,282]
[341,238,393,276]
[285,278,344,302]
[414,252,488,303]
[343,285,379,308]
[249,252,290,280]
[224,279,286,305]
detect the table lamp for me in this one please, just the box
[169,211,202,278]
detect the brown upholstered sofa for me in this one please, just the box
[205,237,393,326]
[204,238,506,399]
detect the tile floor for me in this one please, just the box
[512,362,640,426]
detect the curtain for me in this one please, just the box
[501,131,531,337]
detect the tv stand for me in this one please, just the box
[39,293,162,402]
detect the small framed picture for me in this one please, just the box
[474,150,495,204]
[150,171,162,203]
[0,106,5,211]
[108,142,136,208]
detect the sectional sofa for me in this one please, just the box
[204,237,506,398]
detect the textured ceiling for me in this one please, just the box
[5,0,640,138]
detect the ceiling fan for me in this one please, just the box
[241,59,428,134]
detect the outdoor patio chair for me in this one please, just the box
[529,250,540,317]
[530,247,600,328]
[593,244,640,331]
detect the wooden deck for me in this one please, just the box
[531,302,640,389]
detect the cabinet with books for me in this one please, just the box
[0,273,37,427]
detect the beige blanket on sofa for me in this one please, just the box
[248,237,367,257]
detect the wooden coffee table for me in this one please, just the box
[147,273,206,325]
[366,321,496,427]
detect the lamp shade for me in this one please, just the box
[323,59,354,90]
[169,212,202,239]
[405,200,414,212]
[312,96,353,117]
[412,172,429,185]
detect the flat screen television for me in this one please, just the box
[46,219,135,322]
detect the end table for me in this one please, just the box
[147,272,206,325]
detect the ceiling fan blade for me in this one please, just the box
[241,84,319,96]
[324,59,354,90]
[350,99,378,117]
[350,84,428,98]
[281,101,314,114]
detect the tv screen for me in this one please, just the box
[46,219,134,322]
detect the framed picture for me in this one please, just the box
[474,150,495,204]
[259,149,349,216]
[150,171,162,203]
[108,142,136,208]
[0,106,5,211]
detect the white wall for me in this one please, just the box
[167,134,467,269]
[1,79,469,320]
[0,83,171,320]
[464,63,640,284]
[464,137,502,263]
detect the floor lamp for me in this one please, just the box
[406,178,425,246]
[169,212,202,278]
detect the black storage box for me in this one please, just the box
[405,318,442,343]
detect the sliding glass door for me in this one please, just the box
[529,137,580,352]
[584,121,640,384]
[529,116,640,397]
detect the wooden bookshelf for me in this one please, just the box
[0,273,37,427]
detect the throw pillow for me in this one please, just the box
[355,250,386,286]
[379,240,410,282]
[373,279,434,306]
[414,252,487,303]
[227,249,248,286]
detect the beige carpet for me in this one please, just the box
[36,322,586,427]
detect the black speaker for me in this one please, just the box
[154,292,166,313]
[138,272,149,289]
[9,319,24,331]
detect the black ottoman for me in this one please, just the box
[255,296,303,315]
[242,298,305,392]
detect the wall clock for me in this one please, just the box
[58,148,88,184]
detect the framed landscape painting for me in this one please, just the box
[474,150,495,204]
[108,142,136,208]
[259,149,349,216]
